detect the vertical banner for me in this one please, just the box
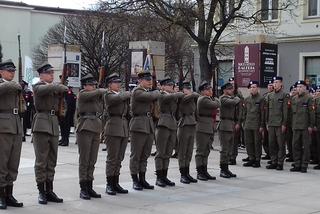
[234,44,260,87]
[65,51,81,88]
[260,43,278,87]
[24,56,33,87]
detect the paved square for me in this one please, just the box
[9,134,320,214]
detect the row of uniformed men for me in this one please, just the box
[0,59,242,209]
[238,77,320,173]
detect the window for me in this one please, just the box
[261,0,279,21]
[305,57,320,87]
[308,0,320,17]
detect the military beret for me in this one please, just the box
[221,82,233,91]
[182,81,192,89]
[160,78,175,86]
[267,80,273,85]
[105,73,121,84]
[81,73,97,85]
[228,77,235,82]
[316,86,320,91]
[247,80,259,88]
[0,59,16,72]
[37,63,53,74]
[137,71,152,80]
[273,76,283,82]
[199,81,212,91]
[289,84,296,92]
[294,80,307,87]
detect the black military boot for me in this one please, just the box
[314,165,320,170]
[186,167,197,183]
[0,187,7,210]
[276,164,283,171]
[243,160,255,167]
[155,170,166,187]
[87,180,101,198]
[162,169,175,186]
[220,164,231,178]
[290,166,301,172]
[37,182,47,205]
[79,181,90,200]
[226,165,237,178]
[266,163,277,169]
[106,177,116,195]
[5,185,23,207]
[203,166,216,180]
[242,157,250,162]
[261,155,270,160]
[131,174,143,191]
[139,172,154,189]
[300,167,307,173]
[46,181,63,203]
[113,175,128,194]
[196,166,208,181]
[252,160,261,168]
[180,168,190,184]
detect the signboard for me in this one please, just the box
[234,43,278,88]
[65,51,81,88]
[260,43,278,87]
[234,44,260,87]
[131,51,144,75]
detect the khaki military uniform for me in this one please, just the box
[241,93,264,161]
[291,92,314,169]
[286,96,294,160]
[104,90,130,177]
[230,91,244,162]
[155,91,184,171]
[178,92,199,168]
[76,89,106,182]
[129,86,160,174]
[195,96,220,167]
[314,97,320,165]
[0,79,23,188]
[218,95,240,165]
[32,82,68,183]
[262,92,270,157]
[265,89,289,166]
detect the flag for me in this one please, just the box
[143,52,152,72]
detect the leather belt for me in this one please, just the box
[220,117,234,120]
[0,108,19,115]
[79,112,98,117]
[37,110,56,116]
[109,113,126,118]
[133,112,152,117]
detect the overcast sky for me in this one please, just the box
[8,0,98,9]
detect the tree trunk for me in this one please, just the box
[198,43,212,83]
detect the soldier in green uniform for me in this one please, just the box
[0,60,24,209]
[265,76,289,170]
[178,81,199,184]
[129,71,160,191]
[285,85,297,163]
[218,83,240,178]
[313,86,320,170]
[32,63,68,204]
[76,73,106,200]
[290,81,314,173]
[228,77,244,165]
[261,80,274,160]
[241,81,264,168]
[104,73,131,195]
[195,81,220,180]
[154,78,184,187]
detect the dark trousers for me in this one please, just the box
[268,126,286,165]
[219,130,234,165]
[195,131,213,167]
[155,127,176,170]
[244,129,262,161]
[293,129,311,168]
[106,135,128,176]
[178,125,195,168]
[0,133,22,187]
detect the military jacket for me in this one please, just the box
[157,91,184,130]
[32,82,68,136]
[76,89,106,134]
[218,95,240,132]
[129,86,160,134]
[291,92,314,130]
[196,96,220,134]
[314,97,320,129]
[0,79,23,135]
[178,92,199,127]
[242,93,265,130]
[104,90,131,137]
[265,89,289,127]
[287,95,295,128]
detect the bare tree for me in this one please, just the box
[0,42,3,62]
[99,0,297,87]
